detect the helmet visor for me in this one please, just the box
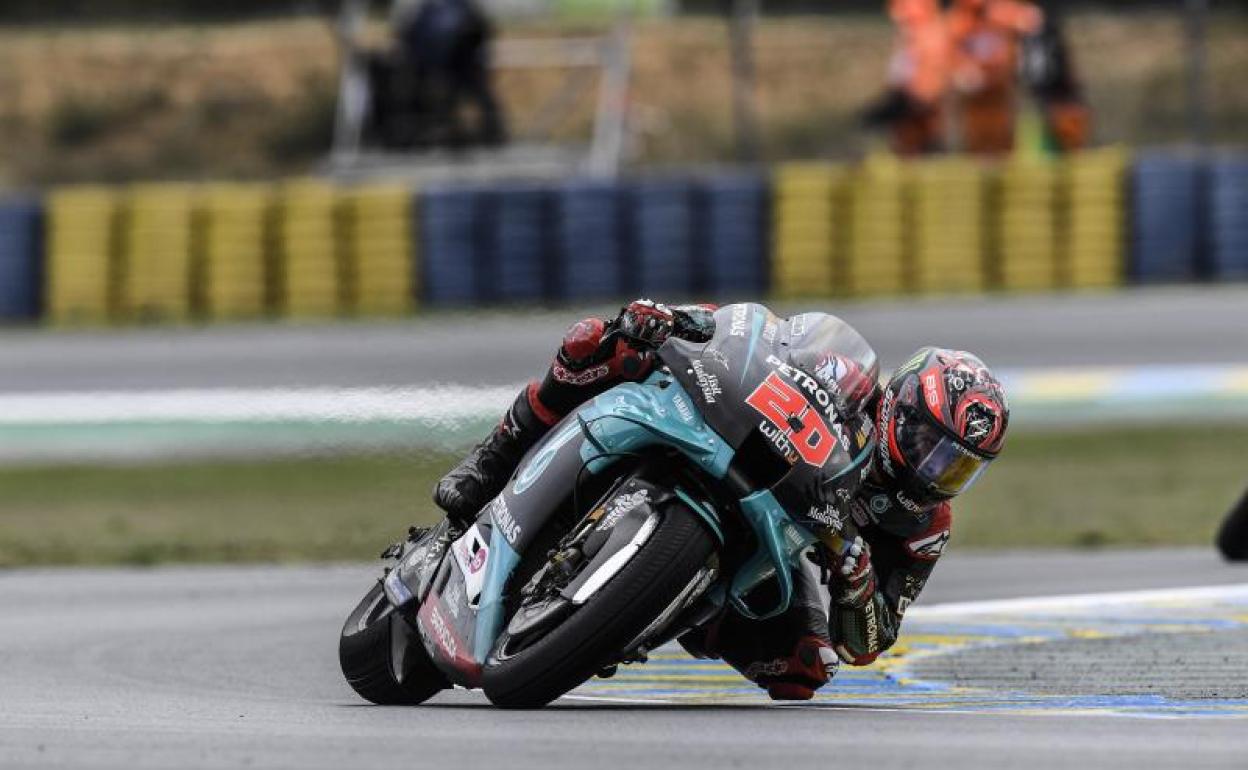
[896,414,992,497]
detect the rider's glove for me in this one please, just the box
[612,299,675,348]
[831,534,877,609]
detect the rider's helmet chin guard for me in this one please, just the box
[876,347,1009,510]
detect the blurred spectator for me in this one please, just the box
[1020,8,1091,153]
[391,0,506,148]
[863,0,950,156]
[947,0,1043,156]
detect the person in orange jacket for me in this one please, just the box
[947,0,1044,156]
[864,0,951,156]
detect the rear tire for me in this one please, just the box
[482,504,715,707]
[339,581,449,705]
[1216,486,1248,561]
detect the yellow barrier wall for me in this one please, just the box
[771,163,845,297]
[123,184,196,322]
[199,184,274,320]
[1064,147,1128,289]
[912,158,986,294]
[338,184,416,316]
[998,159,1058,291]
[276,180,342,318]
[846,155,908,296]
[45,186,121,324]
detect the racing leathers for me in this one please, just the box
[431,300,952,700]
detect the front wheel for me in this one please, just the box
[339,581,449,705]
[482,503,715,707]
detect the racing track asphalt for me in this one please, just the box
[2,550,1246,770]
[2,286,1247,393]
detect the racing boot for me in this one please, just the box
[431,314,639,527]
[433,384,552,527]
[682,566,838,701]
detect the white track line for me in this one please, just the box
[0,385,524,424]
[907,583,1248,620]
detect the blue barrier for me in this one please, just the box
[492,184,551,302]
[630,178,695,296]
[0,198,43,320]
[555,180,624,300]
[1209,154,1248,280]
[1130,153,1204,283]
[696,173,768,296]
[421,185,486,305]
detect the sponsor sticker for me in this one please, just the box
[491,496,521,545]
[601,488,650,529]
[671,393,695,423]
[745,371,837,467]
[909,529,950,559]
[443,580,464,619]
[790,314,807,337]
[805,503,845,531]
[426,605,458,658]
[552,363,611,386]
[690,360,723,404]
[729,304,750,337]
[450,525,490,606]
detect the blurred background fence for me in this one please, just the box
[1,147,1244,325]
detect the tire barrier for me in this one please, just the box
[697,172,768,297]
[14,147,1248,326]
[277,180,342,318]
[123,184,196,323]
[339,184,416,316]
[630,177,696,296]
[1065,147,1128,289]
[0,198,42,321]
[1209,153,1248,281]
[45,186,121,325]
[997,159,1058,291]
[493,183,552,303]
[847,155,907,296]
[199,183,274,320]
[913,157,987,294]
[420,184,486,306]
[1131,151,1204,283]
[772,163,843,298]
[555,179,624,301]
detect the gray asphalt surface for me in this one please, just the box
[3,286,1247,392]
[2,551,1246,770]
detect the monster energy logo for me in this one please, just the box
[895,349,928,377]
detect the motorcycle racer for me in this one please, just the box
[431,300,1009,701]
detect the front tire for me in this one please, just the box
[482,504,715,707]
[339,581,449,705]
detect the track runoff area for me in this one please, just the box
[567,583,1248,717]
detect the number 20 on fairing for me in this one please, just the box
[745,372,837,467]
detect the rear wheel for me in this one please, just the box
[339,581,449,705]
[1216,486,1248,561]
[482,503,715,707]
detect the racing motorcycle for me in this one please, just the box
[338,303,877,707]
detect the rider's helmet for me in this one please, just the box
[875,347,1009,511]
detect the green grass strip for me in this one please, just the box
[0,424,1244,566]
